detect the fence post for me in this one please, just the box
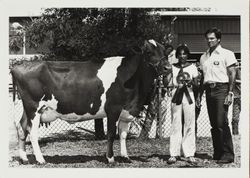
[158,75,164,139]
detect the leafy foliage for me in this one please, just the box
[9,30,24,53]
[24,8,170,61]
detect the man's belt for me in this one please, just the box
[205,82,228,89]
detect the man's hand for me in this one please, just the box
[224,93,234,105]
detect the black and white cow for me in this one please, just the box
[11,39,170,164]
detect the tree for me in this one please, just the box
[24,8,170,61]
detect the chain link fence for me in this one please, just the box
[9,90,233,140]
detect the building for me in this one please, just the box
[160,15,240,61]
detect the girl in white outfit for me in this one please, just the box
[167,44,200,164]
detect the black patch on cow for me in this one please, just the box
[124,69,139,89]
[43,61,105,115]
[48,66,70,73]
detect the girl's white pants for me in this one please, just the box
[169,89,196,157]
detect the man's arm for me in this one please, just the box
[194,71,203,108]
[225,63,237,105]
[227,64,236,92]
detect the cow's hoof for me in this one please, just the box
[121,156,132,163]
[36,158,46,165]
[105,154,115,164]
[36,160,46,165]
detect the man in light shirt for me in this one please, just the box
[199,27,237,164]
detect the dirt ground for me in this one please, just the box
[8,129,241,168]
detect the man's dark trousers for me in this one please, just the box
[205,84,234,161]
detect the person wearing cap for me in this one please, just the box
[167,44,200,164]
[199,27,237,164]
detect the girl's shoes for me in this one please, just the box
[168,156,197,165]
[167,156,177,164]
[187,156,197,164]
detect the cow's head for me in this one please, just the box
[142,39,171,76]
[124,39,172,91]
[123,39,172,114]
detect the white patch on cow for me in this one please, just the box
[38,94,58,110]
[118,109,135,123]
[30,98,48,164]
[106,155,115,163]
[148,39,157,47]
[118,109,135,157]
[90,103,93,108]
[97,56,123,105]
[38,95,60,123]
[19,149,28,162]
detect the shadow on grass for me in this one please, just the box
[177,164,203,168]
[24,131,106,147]
[195,152,212,160]
[40,131,98,142]
[11,154,108,165]
[29,131,139,148]
[147,154,169,162]
[44,154,108,164]
[11,153,158,165]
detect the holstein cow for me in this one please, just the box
[11,39,170,164]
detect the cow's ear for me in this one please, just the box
[148,39,157,47]
[142,39,157,54]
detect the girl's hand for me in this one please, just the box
[195,97,201,108]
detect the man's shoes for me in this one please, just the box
[213,154,221,160]
[216,159,234,164]
[213,157,220,160]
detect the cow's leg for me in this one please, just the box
[16,112,29,164]
[106,116,117,163]
[94,118,105,140]
[30,111,45,164]
[117,109,135,162]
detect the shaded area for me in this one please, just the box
[40,130,97,143]
[9,133,241,168]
